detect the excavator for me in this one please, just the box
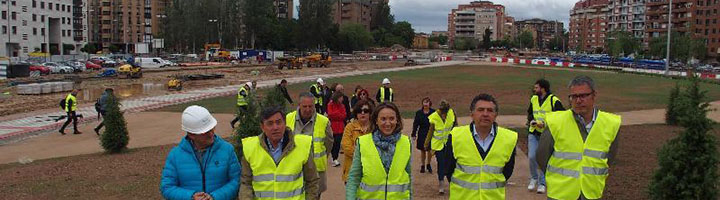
[204,43,232,61]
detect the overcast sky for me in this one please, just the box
[293,0,575,33]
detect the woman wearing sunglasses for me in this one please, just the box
[340,99,375,183]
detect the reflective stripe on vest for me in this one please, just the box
[449,125,517,200]
[429,109,456,151]
[357,134,411,200]
[65,94,77,112]
[242,134,312,200]
[311,84,323,105]
[379,87,393,103]
[545,110,621,200]
[529,94,559,133]
[237,87,248,106]
[286,111,330,172]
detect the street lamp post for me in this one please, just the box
[208,19,218,44]
[665,0,673,76]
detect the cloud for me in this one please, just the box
[390,0,576,33]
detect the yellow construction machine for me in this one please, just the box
[117,64,142,78]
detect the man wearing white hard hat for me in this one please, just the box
[310,78,326,114]
[375,78,394,103]
[230,82,253,129]
[161,105,240,200]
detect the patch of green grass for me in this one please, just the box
[153,65,720,117]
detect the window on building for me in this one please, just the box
[32,14,36,21]
[55,3,59,11]
[48,3,51,10]
[706,29,710,35]
[40,1,43,9]
[33,27,36,35]
[61,4,64,12]
[707,19,711,24]
[11,0,15,6]
[11,12,16,20]
[22,5,26,12]
[32,0,36,7]
[1,11,5,20]
[41,15,44,22]
[1,26,5,34]
[41,28,44,36]
[61,30,65,37]
[11,26,16,34]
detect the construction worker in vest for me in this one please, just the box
[230,82,252,129]
[526,79,565,194]
[423,100,457,194]
[537,76,621,200]
[286,92,333,198]
[310,78,326,114]
[446,93,517,200]
[240,106,320,200]
[346,102,413,200]
[59,89,81,135]
[375,78,394,103]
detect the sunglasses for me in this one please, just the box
[359,108,371,114]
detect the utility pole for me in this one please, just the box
[665,0,672,76]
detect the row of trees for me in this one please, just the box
[161,0,414,53]
[583,31,708,63]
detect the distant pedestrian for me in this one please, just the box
[59,89,81,135]
[160,105,240,200]
[327,91,347,167]
[277,79,293,104]
[375,78,394,103]
[94,88,115,135]
[230,82,252,129]
[310,78,326,114]
[412,97,435,174]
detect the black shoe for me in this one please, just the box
[94,128,100,135]
[420,165,426,173]
[73,131,83,135]
[59,131,66,135]
[427,164,433,174]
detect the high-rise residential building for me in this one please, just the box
[448,1,507,45]
[274,0,293,19]
[569,0,609,52]
[607,0,646,40]
[515,18,564,49]
[503,16,515,40]
[331,0,373,29]
[646,0,720,57]
[87,0,153,53]
[1,0,87,57]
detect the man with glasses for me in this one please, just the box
[537,76,622,200]
[161,105,240,200]
[240,106,320,199]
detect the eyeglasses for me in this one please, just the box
[569,92,594,100]
[359,108,371,114]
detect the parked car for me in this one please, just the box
[135,57,169,68]
[43,62,74,74]
[29,63,51,75]
[85,61,102,70]
[59,61,85,73]
[532,57,552,65]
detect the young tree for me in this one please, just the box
[243,0,278,49]
[665,83,681,125]
[482,28,492,50]
[99,94,129,153]
[650,77,718,199]
[298,0,334,49]
[517,30,535,49]
[336,23,374,53]
[234,92,262,140]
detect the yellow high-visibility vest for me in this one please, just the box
[65,94,77,112]
[529,94,560,133]
[242,134,312,200]
[310,84,323,105]
[449,125,517,200]
[545,110,621,200]
[357,134,411,199]
[286,111,330,172]
[429,109,456,151]
[379,87,393,103]
[237,87,248,106]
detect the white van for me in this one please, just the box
[135,57,168,68]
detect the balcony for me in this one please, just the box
[74,36,83,41]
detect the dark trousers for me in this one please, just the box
[331,134,343,160]
[95,111,106,131]
[230,106,249,128]
[60,111,79,133]
[436,146,452,181]
[315,103,324,114]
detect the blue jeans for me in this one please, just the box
[528,133,546,185]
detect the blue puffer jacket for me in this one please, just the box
[160,135,241,200]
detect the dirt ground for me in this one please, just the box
[0,61,405,117]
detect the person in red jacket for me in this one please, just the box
[327,91,347,167]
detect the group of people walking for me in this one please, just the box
[160,75,621,200]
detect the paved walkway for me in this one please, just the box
[0,61,467,144]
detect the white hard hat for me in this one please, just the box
[317,78,325,85]
[382,78,391,84]
[181,105,217,134]
[245,82,252,87]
